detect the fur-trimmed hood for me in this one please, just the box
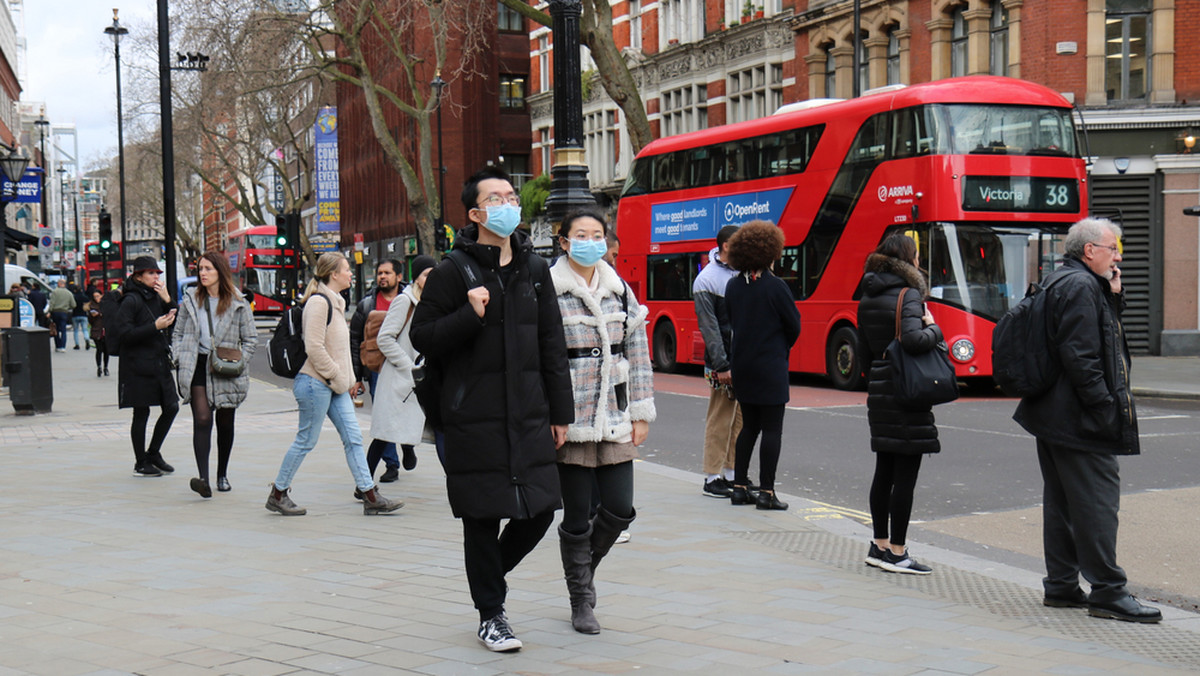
[862,253,929,298]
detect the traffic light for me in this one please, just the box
[285,212,300,251]
[98,209,113,250]
[274,214,288,247]
[437,224,455,251]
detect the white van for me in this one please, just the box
[4,264,54,297]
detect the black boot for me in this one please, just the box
[588,506,636,608]
[147,453,174,474]
[559,526,601,634]
[132,448,161,477]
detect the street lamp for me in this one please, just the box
[104,8,129,276]
[0,145,32,294]
[34,113,51,272]
[543,0,596,223]
[431,71,447,254]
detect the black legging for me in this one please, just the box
[367,440,415,476]
[131,404,178,459]
[869,452,924,546]
[94,336,109,369]
[733,402,785,491]
[190,355,236,481]
[558,461,634,535]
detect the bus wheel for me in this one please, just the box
[652,321,678,373]
[826,326,864,391]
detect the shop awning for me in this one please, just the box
[4,225,37,250]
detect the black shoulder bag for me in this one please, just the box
[884,288,958,409]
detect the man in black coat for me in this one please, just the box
[1013,217,1159,623]
[410,166,573,653]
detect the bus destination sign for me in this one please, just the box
[962,176,1079,213]
[651,187,794,243]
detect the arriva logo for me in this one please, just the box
[979,186,1024,202]
[724,200,771,221]
[878,185,914,201]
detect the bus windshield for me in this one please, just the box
[910,223,1067,321]
[937,104,1076,157]
[247,234,279,249]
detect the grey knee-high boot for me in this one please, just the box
[587,506,636,608]
[559,525,601,634]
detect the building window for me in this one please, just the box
[662,0,702,46]
[990,2,1009,76]
[504,155,530,188]
[661,85,708,137]
[858,35,869,93]
[584,109,619,184]
[728,64,784,123]
[1105,0,1150,101]
[951,7,967,78]
[538,36,550,91]
[499,75,526,109]
[824,46,836,97]
[539,128,551,173]
[498,1,523,32]
[886,27,901,85]
[629,0,642,52]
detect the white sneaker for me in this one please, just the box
[477,614,522,652]
[615,530,631,545]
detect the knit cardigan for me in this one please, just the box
[551,257,656,450]
[299,283,354,394]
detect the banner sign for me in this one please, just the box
[0,169,44,204]
[314,107,340,234]
[650,187,794,243]
[309,238,338,253]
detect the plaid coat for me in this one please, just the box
[551,258,656,449]
[172,287,258,409]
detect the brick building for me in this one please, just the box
[532,0,1200,355]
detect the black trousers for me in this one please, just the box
[869,451,923,546]
[461,509,555,621]
[733,402,785,491]
[1037,439,1127,603]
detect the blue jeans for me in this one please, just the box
[50,312,69,349]
[367,370,400,470]
[72,316,90,347]
[273,373,374,491]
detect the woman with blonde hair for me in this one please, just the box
[173,252,258,498]
[266,252,403,516]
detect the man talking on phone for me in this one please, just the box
[1013,218,1160,623]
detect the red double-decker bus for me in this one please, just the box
[615,76,1088,389]
[84,241,124,290]
[226,225,297,314]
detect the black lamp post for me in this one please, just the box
[543,0,596,223]
[34,114,51,272]
[431,71,447,254]
[104,9,129,277]
[0,145,32,294]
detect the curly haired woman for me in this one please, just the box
[723,220,800,510]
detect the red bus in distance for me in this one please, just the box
[226,225,297,314]
[83,241,124,290]
[615,76,1088,389]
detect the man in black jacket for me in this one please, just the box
[349,259,404,480]
[1013,217,1159,623]
[410,166,573,652]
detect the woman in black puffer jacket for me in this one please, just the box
[856,233,944,576]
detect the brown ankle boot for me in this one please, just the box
[360,486,403,515]
[265,486,306,516]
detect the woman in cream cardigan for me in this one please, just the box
[265,252,403,517]
[551,210,655,635]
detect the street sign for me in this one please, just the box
[353,232,364,252]
[39,235,53,248]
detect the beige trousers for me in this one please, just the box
[702,387,742,476]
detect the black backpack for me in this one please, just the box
[99,289,127,356]
[268,295,333,378]
[991,269,1080,398]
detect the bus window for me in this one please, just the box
[646,253,700,301]
[940,104,1076,157]
[622,158,652,196]
[847,113,889,164]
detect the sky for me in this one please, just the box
[19,1,160,172]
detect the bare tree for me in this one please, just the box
[500,0,653,155]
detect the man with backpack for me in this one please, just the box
[410,166,573,653]
[1012,217,1159,624]
[349,259,404,481]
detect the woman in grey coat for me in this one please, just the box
[173,252,258,498]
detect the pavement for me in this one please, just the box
[1,345,1200,674]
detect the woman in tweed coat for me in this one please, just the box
[552,210,656,635]
[173,252,258,498]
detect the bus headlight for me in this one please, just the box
[950,338,975,363]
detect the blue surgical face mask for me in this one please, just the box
[483,204,521,238]
[568,239,607,267]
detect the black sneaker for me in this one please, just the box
[477,613,522,652]
[379,467,399,483]
[865,542,887,568]
[880,549,932,575]
[148,454,175,474]
[133,463,163,477]
[703,477,732,498]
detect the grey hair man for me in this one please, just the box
[1013,217,1160,623]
